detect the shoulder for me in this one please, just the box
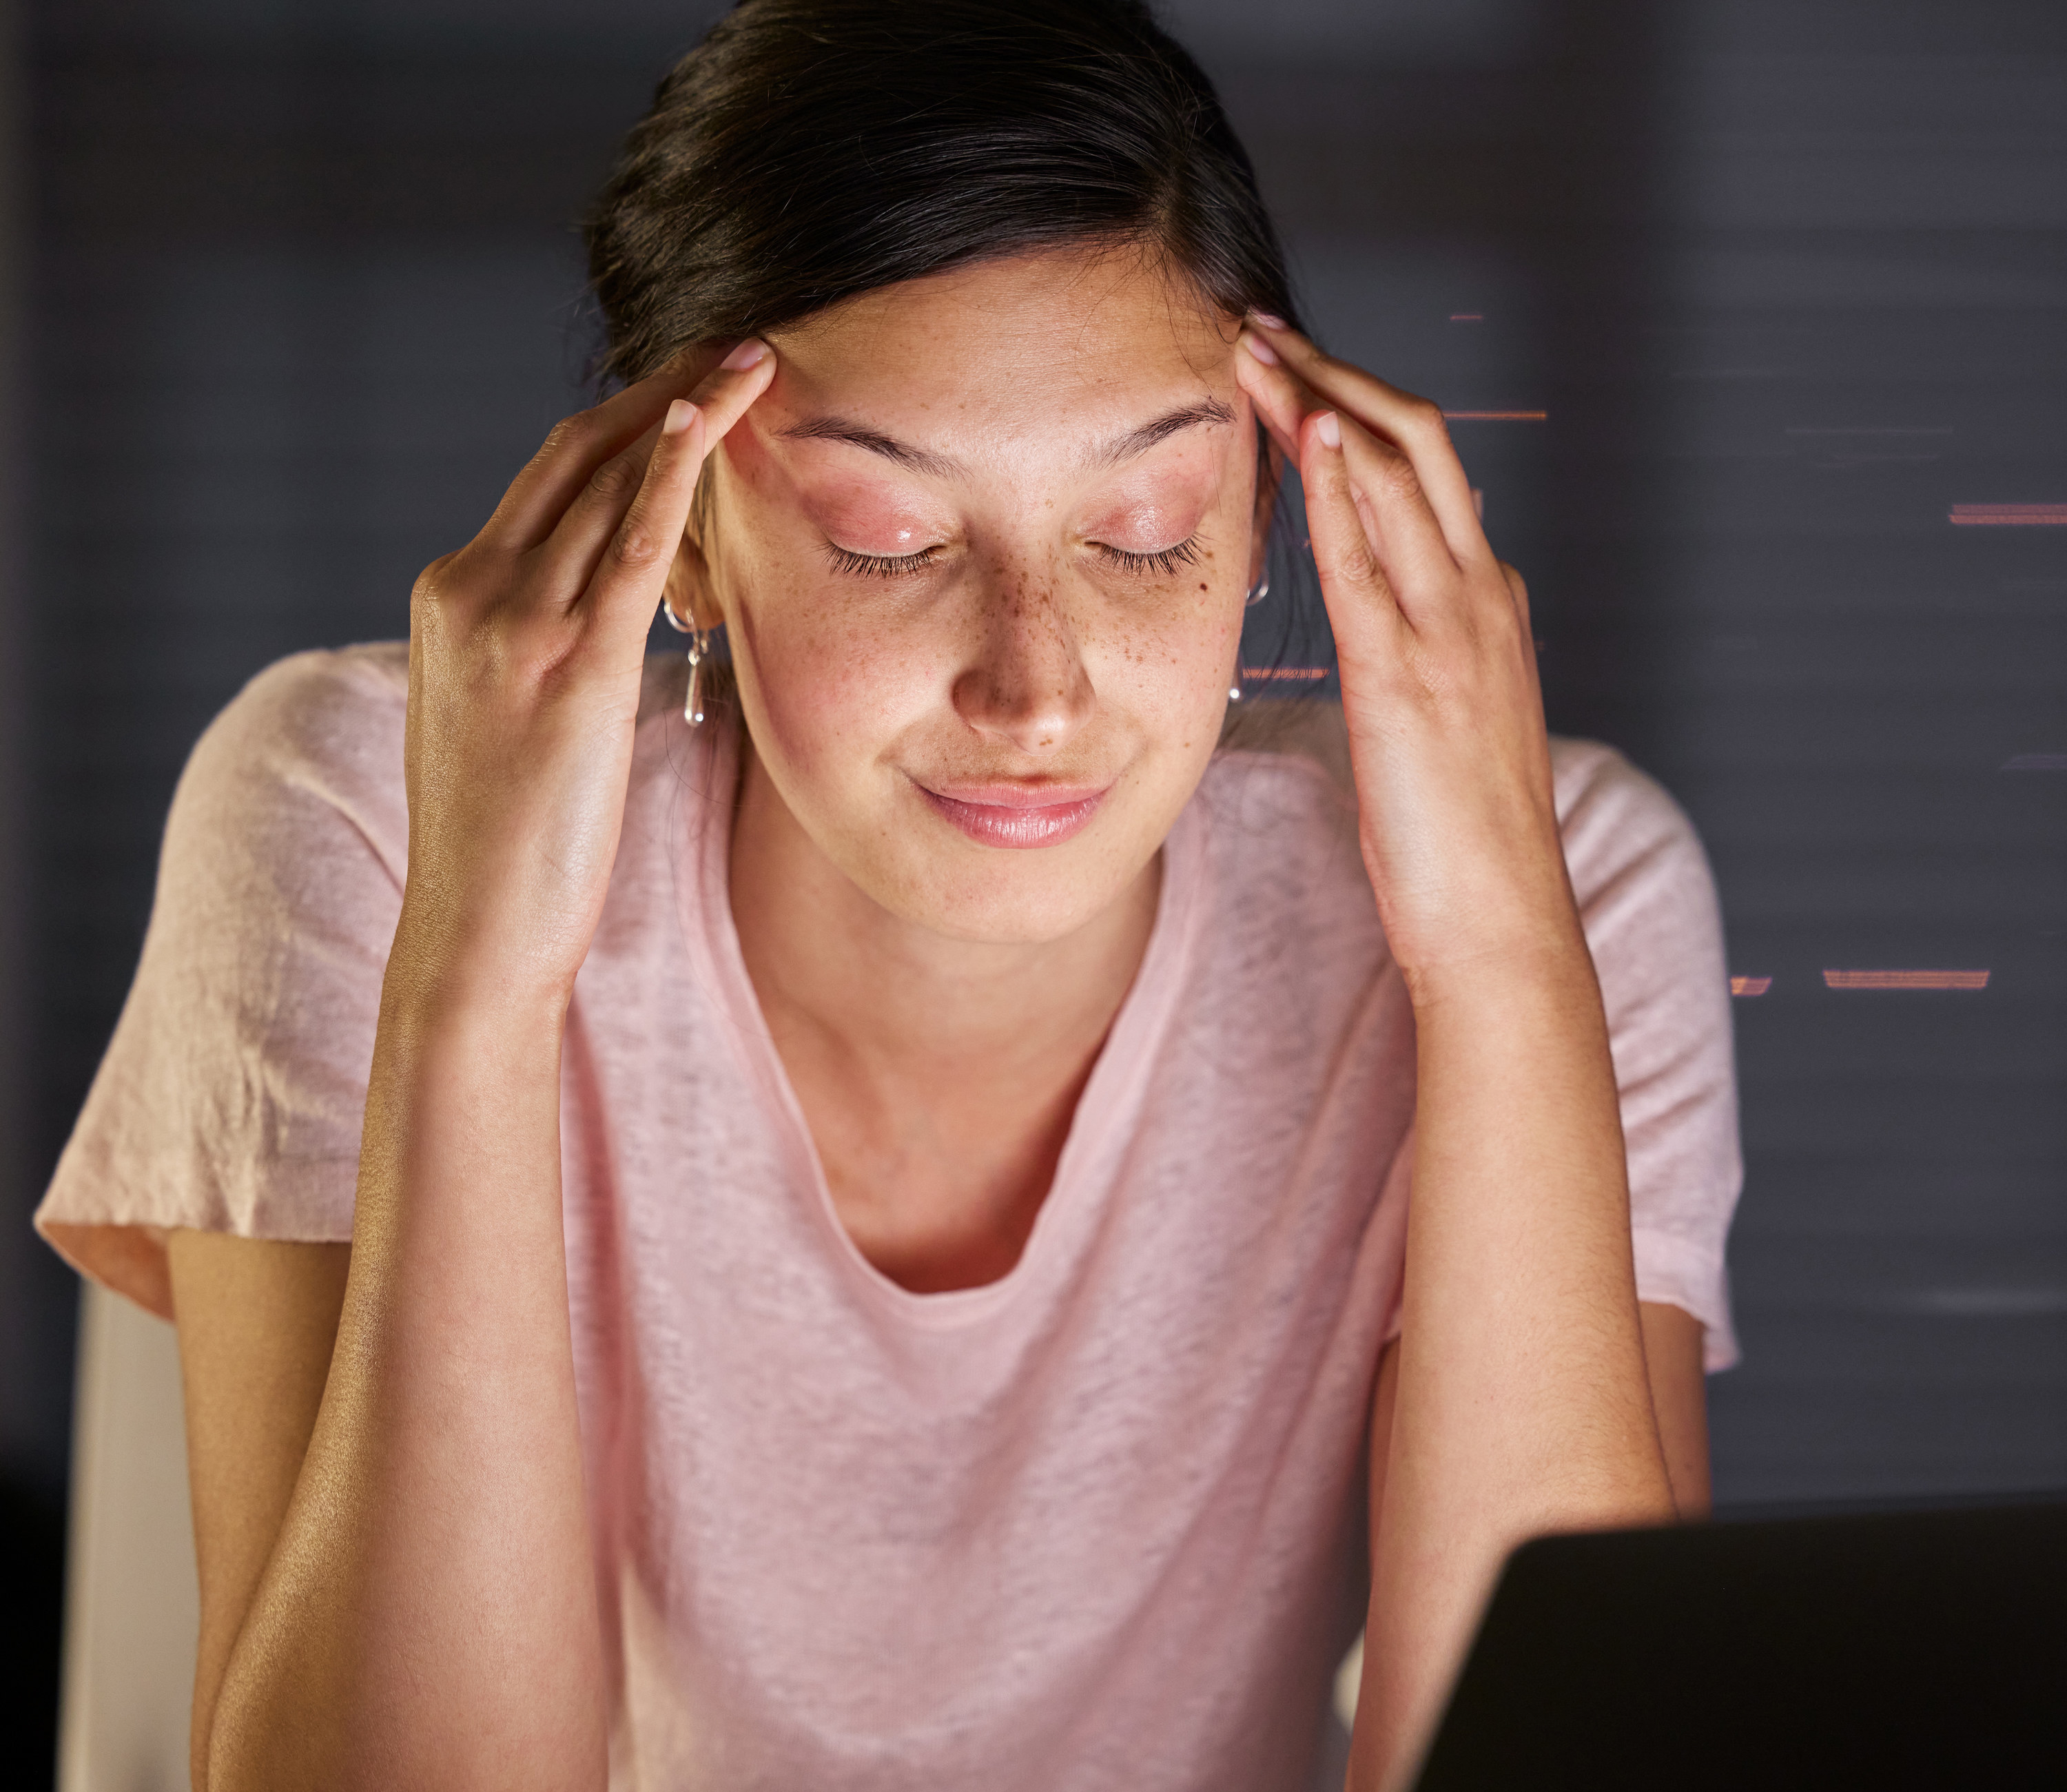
[1552,735,1694,856]
[174,641,411,885]
[189,641,409,798]
[1552,741,1733,1126]
[198,639,408,751]
[1549,737,1720,940]
[1550,744,1741,1362]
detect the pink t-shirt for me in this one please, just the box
[37,643,1740,1791]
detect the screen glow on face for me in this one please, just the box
[690,245,1264,946]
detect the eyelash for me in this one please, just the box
[825,545,940,578]
[1096,537,1202,578]
[823,537,1204,580]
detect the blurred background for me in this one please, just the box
[1,0,2062,1781]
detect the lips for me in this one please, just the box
[914,779,1109,849]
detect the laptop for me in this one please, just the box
[1412,1500,2067,1790]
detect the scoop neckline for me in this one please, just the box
[670,706,1206,1331]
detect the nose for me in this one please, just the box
[949,563,1096,755]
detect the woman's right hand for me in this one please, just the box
[189,358,779,1792]
[395,340,776,1005]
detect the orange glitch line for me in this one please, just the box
[1948,504,2067,526]
[1729,976,1772,997]
[1239,667,1330,681]
[1442,409,1547,422]
[1822,969,1991,991]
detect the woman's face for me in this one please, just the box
[684,244,1266,945]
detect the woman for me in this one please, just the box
[37,3,1740,1789]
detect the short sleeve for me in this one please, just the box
[34,643,412,1319]
[1553,739,1744,1371]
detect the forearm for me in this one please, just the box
[1353,938,1673,1790]
[206,957,606,1792]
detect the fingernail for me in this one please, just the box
[1242,331,1279,367]
[1316,411,1341,449]
[1251,312,1288,331]
[663,399,697,435]
[721,338,768,371]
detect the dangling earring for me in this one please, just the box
[1231,567,1270,702]
[661,599,712,727]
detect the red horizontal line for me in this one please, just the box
[1948,504,2067,526]
[1442,410,1546,422]
[1729,976,1772,997]
[1240,667,1330,680]
[1822,969,1990,991]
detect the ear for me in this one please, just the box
[1248,427,1284,589]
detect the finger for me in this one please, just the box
[1249,316,1488,564]
[1240,329,1464,616]
[1330,409,1472,623]
[1298,409,1406,659]
[535,342,776,599]
[477,339,734,555]
[1235,329,1317,464]
[1497,559,1545,693]
[586,343,777,627]
[1499,559,1531,630]
[681,339,777,452]
[583,398,710,653]
[1500,558,1544,674]
[527,416,672,603]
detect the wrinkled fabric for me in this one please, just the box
[38,642,1740,1791]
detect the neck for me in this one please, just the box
[726,742,1160,1097]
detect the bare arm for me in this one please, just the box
[196,984,602,1792]
[1353,950,1673,1790]
[1641,1301,1711,1518]
[171,1234,349,1792]
[176,342,777,1792]
[1340,1305,1707,1768]
[1237,319,1681,1792]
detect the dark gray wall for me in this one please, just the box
[0,0,30,1477]
[8,0,2064,1541]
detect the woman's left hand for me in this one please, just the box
[1234,316,1580,998]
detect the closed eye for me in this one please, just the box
[825,544,942,579]
[825,537,1204,579]
[1096,537,1202,577]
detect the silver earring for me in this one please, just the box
[661,600,712,727]
[1245,570,1271,608]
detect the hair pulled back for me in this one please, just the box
[583,0,1300,386]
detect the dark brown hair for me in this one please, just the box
[582,0,1301,385]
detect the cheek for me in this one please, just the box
[735,592,924,760]
[710,522,937,775]
[1103,542,1248,706]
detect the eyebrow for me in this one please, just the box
[1093,398,1238,465]
[778,398,1237,477]
[779,418,958,478]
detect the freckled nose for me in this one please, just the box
[951,574,1095,753]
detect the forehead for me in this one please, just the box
[763,245,1242,453]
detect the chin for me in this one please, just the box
[867,840,1153,946]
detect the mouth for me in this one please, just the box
[912,778,1110,849]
